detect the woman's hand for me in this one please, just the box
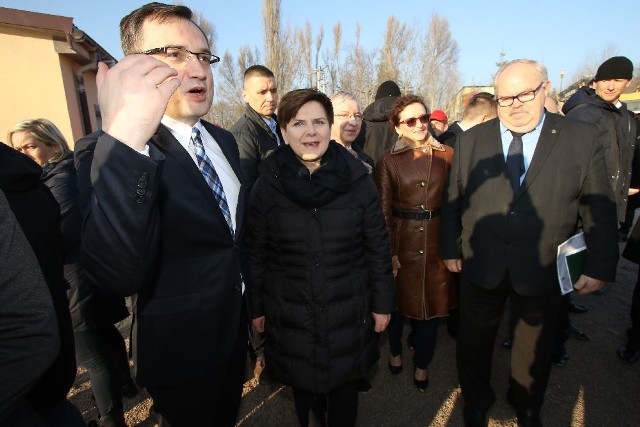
[252,316,266,333]
[391,255,401,277]
[372,313,391,332]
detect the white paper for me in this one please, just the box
[557,232,586,295]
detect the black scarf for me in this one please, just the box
[277,142,353,208]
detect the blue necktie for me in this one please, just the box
[506,131,525,191]
[191,127,234,236]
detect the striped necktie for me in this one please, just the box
[191,127,234,236]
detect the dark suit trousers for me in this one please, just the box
[146,309,248,427]
[457,275,561,413]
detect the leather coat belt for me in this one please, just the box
[392,208,441,220]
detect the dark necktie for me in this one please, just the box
[191,127,234,236]
[506,130,525,191]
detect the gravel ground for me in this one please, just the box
[69,240,640,426]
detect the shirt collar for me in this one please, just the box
[161,116,203,144]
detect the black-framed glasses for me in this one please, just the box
[497,81,546,107]
[398,114,428,127]
[138,46,220,66]
[334,112,363,121]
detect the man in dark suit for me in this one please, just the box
[75,3,249,426]
[440,59,619,427]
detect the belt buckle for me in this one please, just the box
[426,210,432,220]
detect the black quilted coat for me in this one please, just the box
[247,141,395,394]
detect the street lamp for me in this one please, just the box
[559,70,565,99]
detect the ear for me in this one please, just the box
[280,127,289,145]
[241,88,247,101]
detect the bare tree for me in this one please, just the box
[569,43,620,82]
[377,16,413,84]
[416,14,460,111]
[191,9,217,52]
[297,23,313,86]
[323,22,342,94]
[339,23,377,105]
[209,5,463,122]
[262,0,301,93]
[207,46,262,128]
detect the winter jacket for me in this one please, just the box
[231,104,283,190]
[0,143,76,414]
[247,141,395,394]
[0,189,59,424]
[42,154,129,331]
[563,87,637,221]
[362,96,399,162]
[375,137,455,319]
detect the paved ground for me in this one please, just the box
[69,241,640,426]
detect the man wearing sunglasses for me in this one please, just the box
[441,59,618,427]
[74,3,249,426]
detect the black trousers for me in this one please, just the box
[457,276,561,413]
[146,318,248,427]
[74,324,130,417]
[292,381,359,427]
[387,312,438,370]
[627,270,640,346]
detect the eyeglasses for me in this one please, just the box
[398,114,429,127]
[138,46,221,66]
[496,81,545,107]
[334,112,363,121]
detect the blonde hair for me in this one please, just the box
[8,118,71,164]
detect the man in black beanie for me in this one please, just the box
[362,80,402,162]
[562,56,638,360]
[563,56,637,225]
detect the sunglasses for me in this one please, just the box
[398,114,428,127]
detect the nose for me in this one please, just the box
[185,56,208,79]
[511,97,525,107]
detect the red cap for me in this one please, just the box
[429,110,448,123]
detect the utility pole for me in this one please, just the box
[310,67,326,93]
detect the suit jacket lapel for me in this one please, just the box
[482,119,514,192]
[151,125,232,230]
[517,114,560,198]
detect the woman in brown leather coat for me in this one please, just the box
[375,95,455,392]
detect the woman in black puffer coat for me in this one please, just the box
[247,89,395,427]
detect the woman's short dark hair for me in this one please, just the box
[389,95,429,126]
[277,89,334,129]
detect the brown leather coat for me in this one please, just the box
[375,137,455,320]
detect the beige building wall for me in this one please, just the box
[1,7,113,150]
[0,25,77,147]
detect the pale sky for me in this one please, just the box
[3,0,639,90]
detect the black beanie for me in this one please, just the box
[594,56,633,81]
[375,80,401,100]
